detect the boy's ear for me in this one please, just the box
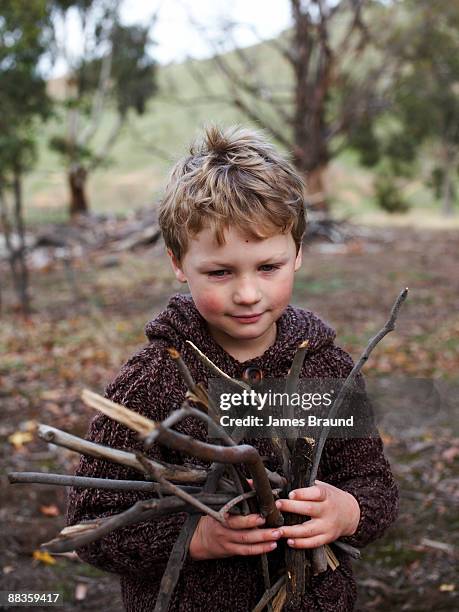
[294,244,303,271]
[167,248,187,283]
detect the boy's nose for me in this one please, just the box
[233,279,262,305]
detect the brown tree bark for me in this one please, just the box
[68,165,89,216]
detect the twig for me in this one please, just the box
[309,288,408,485]
[38,424,207,483]
[7,472,202,494]
[252,575,286,612]
[136,452,224,523]
[186,340,250,391]
[261,553,273,612]
[81,389,156,436]
[333,540,361,559]
[284,339,310,469]
[151,427,283,526]
[154,463,227,612]
[308,288,408,574]
[42,492,235,553]
[218,489,272,517]
[142,405,190,448]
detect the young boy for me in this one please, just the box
[67,125,399,611]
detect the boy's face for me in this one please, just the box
[168,226,302,359]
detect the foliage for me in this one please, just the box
[373,172,410,213]
[0,0,52,178]
[48,0,157,214]
[350,0,459,215]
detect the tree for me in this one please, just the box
[350,1,459,216]
[49,0,158,216]
[0,0,52,314]
[182,0,399,214]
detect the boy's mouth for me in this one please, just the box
[230,312,264,323]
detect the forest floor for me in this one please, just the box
[1,223,458,611]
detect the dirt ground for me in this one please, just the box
[1,224,458,611]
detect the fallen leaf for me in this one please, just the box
[40,390,63,401]
[439,584,455,592]
[8,431,33,450]
[32,550,56,565]
[40,504,60,517]
[75,583,88,601]
[442,446,459,463]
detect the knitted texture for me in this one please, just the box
[67,293,399,611]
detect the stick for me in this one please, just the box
[154,463,227,612]
[308,288,408,574]
[309,288,408,485]
[81,389,156,436]
[218,489,276,517]
[251,575,286,612]
[285,437,314,606]
[152,427,283,526]
[186,340,250,391]
[42,492,235,553]
[136,452,224,523]
[38,424,207,484]
[285,340,309,456]
[166,348,221,423]
[7,472,202,494]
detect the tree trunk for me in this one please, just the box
[0,171,32,315]
[68,164,89,216]
[441,149,456,217]
[13,169,31,315]
[305,165,329,214]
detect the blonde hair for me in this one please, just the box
[158,125,306,262]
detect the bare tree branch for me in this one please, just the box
[37,424,207,484]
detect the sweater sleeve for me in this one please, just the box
[66,345,197,576]
[313,345,400,549]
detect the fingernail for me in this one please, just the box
[270,542,277,550]
[271,530,281,538]
[275,500,282,508]
[256,516,266,524]
[287,539,295,546]
[289,491,296,499]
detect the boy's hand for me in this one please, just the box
[275,480,360,549]
[189,513,282,561]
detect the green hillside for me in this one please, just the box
[24,33,457,228]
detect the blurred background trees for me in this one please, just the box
[0,0,53,313]
[349,0,459,217]
[1,0,459,313]
[49,0,157,215]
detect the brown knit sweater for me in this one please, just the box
[66,293,399,611]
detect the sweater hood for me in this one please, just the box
[145,293,336,369]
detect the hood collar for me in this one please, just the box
[145,293,336,370]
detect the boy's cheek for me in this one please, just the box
[270,276,295,307]
[194,291,225,316]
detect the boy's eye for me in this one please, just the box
[207,264,280,278]
[208,269,230,277]
[259,264,280,272]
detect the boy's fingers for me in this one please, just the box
[286,534,329,549]
[279,519,323,539]
[275,499,322,517]
[224,513,265,529]
[228,541,278,557]
[289,484,327,502]
[229,527,283,545]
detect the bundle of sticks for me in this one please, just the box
[8,288,408,611]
